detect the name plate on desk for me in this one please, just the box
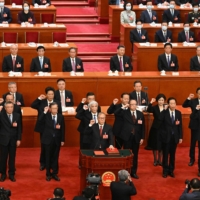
[174,24,181,27]
[172,72,179,76]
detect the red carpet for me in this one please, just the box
[56,7,97,16]
[84,62,110,71]
[1,147,198,200]
[66,24,109,34]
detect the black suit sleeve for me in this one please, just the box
[19,94,25,106]
[76,102,84,112]
[182,99,192,108]
[125,57,133,71]
[157,55,163,71]
[62,59,68,72]
[174,55,179,71]
[177,32,182,42]
[44,58,51,72]
[129,182,137,196]
[77,59,84,72]
[2,57,9,72]
[108,126,114,146]
[31,98,41,110]
[130,31,134,43]
[60,115,65,142]
[162,11,168,22]
[190,58,196,71]
[110,57,116,72]
[107,103,116,114]
[30,59,35,72]
[154,32,159,42]
[175,0,181,5]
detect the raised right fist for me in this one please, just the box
[150,98,156,104]
[113,98,118,105]
[82,98,86,103]
[44,106,49,113]
[39,94,46,100]
[90,119,95,126]
[0,98,4,104]
[188,94,194,99]
[83,105,88,110]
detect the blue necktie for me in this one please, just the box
[39,58,43,69]
[167,56,170,67]
[93,115,96,123]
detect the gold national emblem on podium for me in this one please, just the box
[102,171,116,187]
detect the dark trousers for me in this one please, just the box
[162,135,177,175]
[40,132,45,166]
[115,136,124,149]
[189,130,198,162]
[124,134,140,174]
[44,139,60,177]
[80,132,91,150]
[0,141,16,176]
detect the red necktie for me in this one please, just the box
[119,57,123,71]
[12,57,16,71]
[186,32,189,43]
[99,125,102,136]
[72,59,76,71]
[137,93,141,105]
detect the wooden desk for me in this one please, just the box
[120,23,200,57]
[21,106,191,147]
[6,5,56,23]
[0,24,66,43]
[133,43,197,71]
[97,0,109,23]
[0,72,200,106]
[109,5,193,41]
[0,43,76,72]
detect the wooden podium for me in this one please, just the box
[79,149,133,200]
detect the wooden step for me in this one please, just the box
[52,1,89,6]
[57,18,99,24]
[67,36,111,42]
[80,56,111,62]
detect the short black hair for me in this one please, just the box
[167,97,177,104]
[69,47,77,52]
[117,45,125,50]
[83,186,95,198]
[86,92,95,98]
[190,178,200,189]
[23,1,30,7]
[164,43,172,49]
[161,21,168,24]
[37,46,45,51]
[134,80,142,86]
[57,78,65,83]
[123,1,133,10]
[5,93,14,99]
[169,0,175,2]
[45,86,55,94]
[136,20,142,24]
[121,93,130,98]
[53,188,64,198]
[49,102,58,108]
[193,2,199,7]
[196,87,200,93]
[184,22,190,26]
[156,93,166,102]
[146,0,152,3]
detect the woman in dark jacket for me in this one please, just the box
[147,93,166,166]
[17,1,36,24]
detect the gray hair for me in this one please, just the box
[8,82,17,87]
[118,170,129,182]
[197,45,200,50]
[88,100,98,108]
[10,44,18,49]
[98,112,106,118]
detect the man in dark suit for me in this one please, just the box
[190,46,200,71]
[130,20,149,52]
[129,80,149,105]
[162,0,181,23]
[157,43,179,71]
[175,0,192,5]
[54,78,74,107]
[30,46,51,72]
[110,45,133,72]
[160,97,182,178]
[178,23,195,42]
[51,188,65,200]
[31,87,62,171]
[182,89,200,167]
[0,0,12,23]
[115,99,145,179]
[110,170,137,200]
[2,44,24,72]
[3,82,25,106]
[84,112,114,150]
[179,178,200,200]
[107,93,130,149]
[62,47,84,72]
[140,0,158,23]
[37,103,65,181]
[76,100,100,149]
[155,21,173,43]
[32,0,51,6]
[73,186,94,200]
[188,3,200,23]
[0,101,22,182]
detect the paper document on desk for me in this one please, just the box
[59,44,69,47]
[48,24,57,27]
[57,25,65,27]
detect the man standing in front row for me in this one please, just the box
[37,103,65,181]
[160,97,182,178]
[130,80,149,105]
[0,101,22,182]
[62,47,84,72]
[109,45,133,72]
[115,99,145,179]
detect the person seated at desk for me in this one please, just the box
[32,0,51,6]
[140,0,158,23]
[155,21,172,42]
[190,45,200,71]
[157,43,179,71]
[84,112,114,150]
[188,3,200,23]
[30,46,51,72]
[120,2,136,24]
[175,0,192,6]
[17,2,36,24]
[0,0,12,23]
[62,47,84,72]
[162,0,181,23]
[2,44,24,72]
[155,0,170,5]
[110,45,133,72]
[130,20,149,51]
[178,22,195,42]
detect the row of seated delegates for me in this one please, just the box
[120,1,200,24]
[2,45,84,72]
